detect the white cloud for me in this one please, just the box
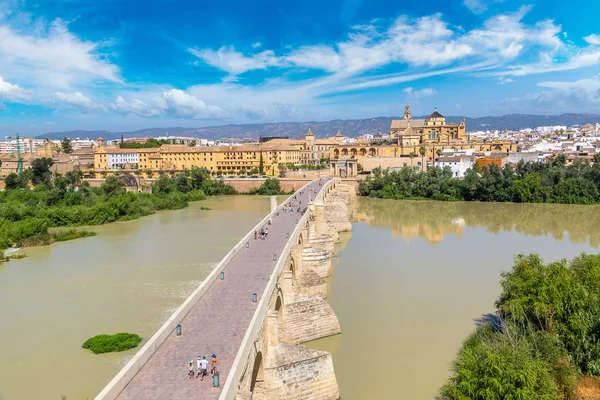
[188,45,281,76]
[251,41,262,48]
[496,77,515,84]
[0,76,29,101]
[403,87,436,98]
[538,76,600,92]
[463,0,504,14]
[0,19,119,89]
[161,89,229,120]
[498,49,600,77]
[54,91,99,111]
[584,34,600,45]
[111,96,162,117]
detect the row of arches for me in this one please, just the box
[333,148,377,157]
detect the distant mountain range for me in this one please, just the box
[35,113,600,141]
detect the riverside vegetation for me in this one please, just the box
[0,159,236,253]
[441,253,600,400]
[359,154,600,204]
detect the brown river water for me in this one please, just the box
[307,198,600,400]
[2,196,600,399]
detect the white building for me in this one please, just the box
[435,155,475,178]
[108,152,138,169]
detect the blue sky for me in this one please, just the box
[0,0,599,135]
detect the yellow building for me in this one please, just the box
[94,140,301,175]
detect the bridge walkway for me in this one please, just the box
[115,179,325,400]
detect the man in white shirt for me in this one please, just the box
[197,355,209,380]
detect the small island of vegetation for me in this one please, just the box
[360,154,600,205]
[82,332,142,354]
[440,252,600,399]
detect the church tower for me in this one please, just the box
[403,104,412,121]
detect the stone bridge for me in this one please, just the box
[95,177,355,400]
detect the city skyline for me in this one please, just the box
[0,0,599,134]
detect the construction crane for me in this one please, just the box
[5,133,23,174]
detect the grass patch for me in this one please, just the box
[18,229,96,247]
[53,229,97,242]
[82,332,142,354]
[200,206,212,210]
[7,253,27,259]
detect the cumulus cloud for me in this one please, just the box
[54,91,100,111]
[110,90,229,120]
[0,76,29,101]
[161,89,229,119]
[110,96,162,117]
[585,34,600,45]
[0,18,119,89]
[188,46,281,76]
[403,87,436,98]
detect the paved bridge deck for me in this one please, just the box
[115,180,325,400]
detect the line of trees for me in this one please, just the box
[0,163,235,252]
[359,154,600,204]
[441,252,600,399]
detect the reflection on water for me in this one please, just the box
[308,197,600,400]
[354,198,600,246]
[0,196,271,400]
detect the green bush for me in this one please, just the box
[82,332,142,354]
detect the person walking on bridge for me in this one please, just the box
[210,354,219,377]
[197,356,208,380]
[188,360,194,379]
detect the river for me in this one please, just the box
[0,196,273,400]
[307,197,600,400]
[3,196,600,400]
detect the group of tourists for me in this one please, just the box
[188,354,218,380]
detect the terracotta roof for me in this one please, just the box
[335,130,343,137]
[306,128,314,137]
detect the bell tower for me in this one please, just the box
[403,104,412,121]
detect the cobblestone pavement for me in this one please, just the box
[115,179,326,400]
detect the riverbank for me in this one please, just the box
[0,170,236,254]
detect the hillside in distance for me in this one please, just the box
[37,113,600,141]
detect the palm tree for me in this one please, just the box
[436,148,442,160]
[419,146,426,171]
[409,152,416,169]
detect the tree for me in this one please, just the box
[189,140,197,147]
[101,175,126,197]
[64,170,83,188]
[61,137,73,154]
[4,172,22,189]
[419,146,426,170]
[190,166,210,189]
[259,152,264,175]
[30,157,54,185]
